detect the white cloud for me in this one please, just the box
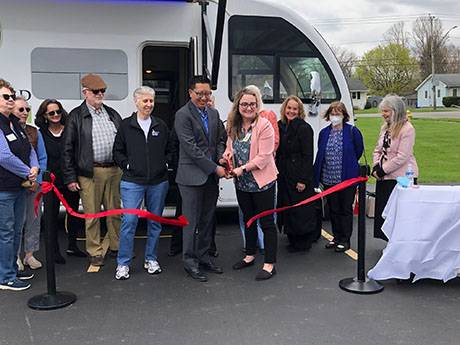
[265,0,460,56]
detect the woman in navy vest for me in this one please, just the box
[313,101,364,252]
[0,79,39,291]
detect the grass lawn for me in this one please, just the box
[355,107,458,114]
[354,117,460,184]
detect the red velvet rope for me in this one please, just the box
[34,174,189,227]
[246,176,368,227]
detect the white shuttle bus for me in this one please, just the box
[0,0,353,208]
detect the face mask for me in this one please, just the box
[330,115,343,127]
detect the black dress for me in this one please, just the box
[276,118,317,250]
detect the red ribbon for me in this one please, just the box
[34,174,189,227]
[246,177,368,227]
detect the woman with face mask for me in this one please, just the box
[372,94,418,241]
[313,101,364,252]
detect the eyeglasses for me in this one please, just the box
[239,102,257,109]
[18,107,31,113]
[47,109,62,116]
[1,94,16,101]
[192,90,212,98]
[91,89,106,95]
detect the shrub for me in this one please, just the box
[442,96,460,107]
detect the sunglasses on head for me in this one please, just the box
[47,109,62,116]
[18,107,31,113]
[91,88,106,95]
[2,94,16,101]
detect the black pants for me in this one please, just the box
[46,186,81,252]
[236,185,277,264]
[178,177,218,270]
[170,191,218,254]
[323,184,356,245]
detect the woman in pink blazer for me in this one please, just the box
[372,94,418,240]
[223,87,278,280]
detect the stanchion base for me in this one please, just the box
[28,291,77,310]
[339,277,384,294]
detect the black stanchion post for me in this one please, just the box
[28,172,77,310]
[339,165,384,294]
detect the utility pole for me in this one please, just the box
[430,14,437,110]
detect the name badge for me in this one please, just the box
[6,133,17,142]
[151,129,160,137]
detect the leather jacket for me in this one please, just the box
[62,101,121,185]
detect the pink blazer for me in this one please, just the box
[373,121,418,180]
[224,117,278,188]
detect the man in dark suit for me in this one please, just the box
[174,76,227,282]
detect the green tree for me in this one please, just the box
[356,44,419,96]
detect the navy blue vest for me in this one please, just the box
[0,114,31,191]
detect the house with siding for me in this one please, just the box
[347,78,368,110]
[415,73,460,107]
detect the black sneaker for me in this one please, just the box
[0,279,31,291]
[17,271,34,280]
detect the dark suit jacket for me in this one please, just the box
[174,101,226,186]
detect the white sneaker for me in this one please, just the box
[115,265,130,280]
[144,260,162,275]
[16,257,24,272]
[24,256,42,270]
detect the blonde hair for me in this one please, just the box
[379,94,407,138]
[280,96,306,123]
[227,87,259,140]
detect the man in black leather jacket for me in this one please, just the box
[62,74,122,267]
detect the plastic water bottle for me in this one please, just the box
[405,164,414,188]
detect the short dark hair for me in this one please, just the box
[189,75,211,90]
[323,101,350,123]
[34,99,69,129]
[0,78,15,93]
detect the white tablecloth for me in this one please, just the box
[368,185,460,282]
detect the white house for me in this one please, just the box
[347,78,368,110]
[415,73,460,107]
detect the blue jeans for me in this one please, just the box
[117,180,169,266]
[0,190,26,284]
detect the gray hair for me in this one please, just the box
[245,84,263,112]
[379,94,407,137]
[133,86,155,101]
[379,94,406,123]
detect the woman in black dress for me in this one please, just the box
[276,96,316,252]
[35,99,86,262]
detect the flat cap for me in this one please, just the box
[81,74,107,90]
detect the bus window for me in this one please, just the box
[231,55,274,100]
[228,15,340,103]
[279,57,337,100]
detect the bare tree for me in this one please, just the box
[412,15,451,79]
[384,21,410,48]
[446,44,460,73]
[331,45,357,78]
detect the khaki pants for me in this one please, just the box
[78,167,122,257]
